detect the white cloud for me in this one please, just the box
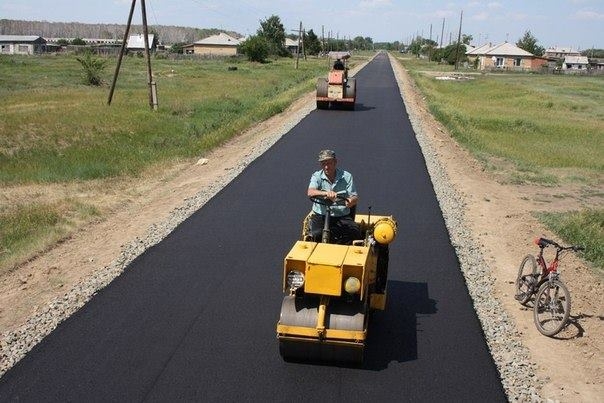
[358,0,392,8]
[572,10,604,20]
[508,12,528,21]
[471,11,489,21]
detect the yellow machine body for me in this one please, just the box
[277,213,397,364]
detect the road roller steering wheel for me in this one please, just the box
[309,195,348,243]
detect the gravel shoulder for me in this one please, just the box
[1,53,602,402]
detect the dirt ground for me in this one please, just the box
[1,56,602,401]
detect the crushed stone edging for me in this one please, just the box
[388,53,541,402]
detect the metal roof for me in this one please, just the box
[194,33,240,46]
[466,42,534,57]
[0,35,45,43]
[564,56,589,64]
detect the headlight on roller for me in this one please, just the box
[286,270,305,291]
[344,276,361,294]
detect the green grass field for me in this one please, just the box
[395,54,603,273]
[0,54,332,183]
[0,52,350,272]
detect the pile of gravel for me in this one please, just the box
[1,56,541,402]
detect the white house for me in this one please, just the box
[0,35,47,55]
[562,56,589,71]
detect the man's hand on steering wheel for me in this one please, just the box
[309,193,348,207]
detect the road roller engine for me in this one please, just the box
[277,195,397,364]
[315,51,356,110]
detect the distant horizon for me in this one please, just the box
[1,1,602,50]
[2,18,601,52]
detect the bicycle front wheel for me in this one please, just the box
[533,279,571,337]
[515,254,538,305]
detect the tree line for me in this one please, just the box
[239,15,375,62]
[0,19,240,45]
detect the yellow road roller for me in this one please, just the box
[277,196,397,364]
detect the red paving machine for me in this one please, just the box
[315,52,356,110]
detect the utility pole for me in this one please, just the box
[428,23,432,62]
[294,21,302,69]
[440,18,445,49]
[302,28,306,60]
[321,25,325,55]
[141,0,157,110]
[454,10,463,70]
[107,0,157,110]
[107,0,135,106]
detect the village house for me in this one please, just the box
[466,42,547,72]
[0,35,47,55]
[285,38,299,55]
[543,47,581,60]
[562,55,590,72]
[182,33,241,56]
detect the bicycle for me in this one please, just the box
[514,237,584,336]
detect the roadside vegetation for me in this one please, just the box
[0,52,358,274]
[394,54,603,273]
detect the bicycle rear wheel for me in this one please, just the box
[515,254,538,305]
[533,279,571,337]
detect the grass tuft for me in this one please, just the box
[536,210,604,274]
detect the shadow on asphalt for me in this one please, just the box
[363,280,437,370]
[314,103,375,112]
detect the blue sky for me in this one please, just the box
[2,0,603,49]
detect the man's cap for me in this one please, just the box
[318,149,336,161]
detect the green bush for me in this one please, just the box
[239,35,270,63]
[75,51,108,86]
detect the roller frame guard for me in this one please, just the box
[277,196,397,364]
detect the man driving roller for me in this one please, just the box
[307,149,361,244]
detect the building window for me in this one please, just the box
[18,44,29,52]
[514,58,522,67]
[496,57,504,67]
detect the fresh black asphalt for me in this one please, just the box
[0,53,506,402]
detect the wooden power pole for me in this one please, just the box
[107,0,158,110]
[454,10,463,70]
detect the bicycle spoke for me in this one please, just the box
[515,255,538,305]
[533,280,571,337]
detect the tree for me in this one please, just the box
[304,29,321,55]
[75,51,107,86]
[432,43,468,64]
[71,37,86,46]
[169,42,187,54]
[257,15,288,57]
[239,35,270,62]
[516,30,545,56]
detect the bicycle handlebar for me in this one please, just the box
[534,237,584,252]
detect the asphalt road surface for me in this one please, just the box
[0,53,506,402]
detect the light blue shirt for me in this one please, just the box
[308,168,357,217]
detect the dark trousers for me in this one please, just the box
[309,214,362,245]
